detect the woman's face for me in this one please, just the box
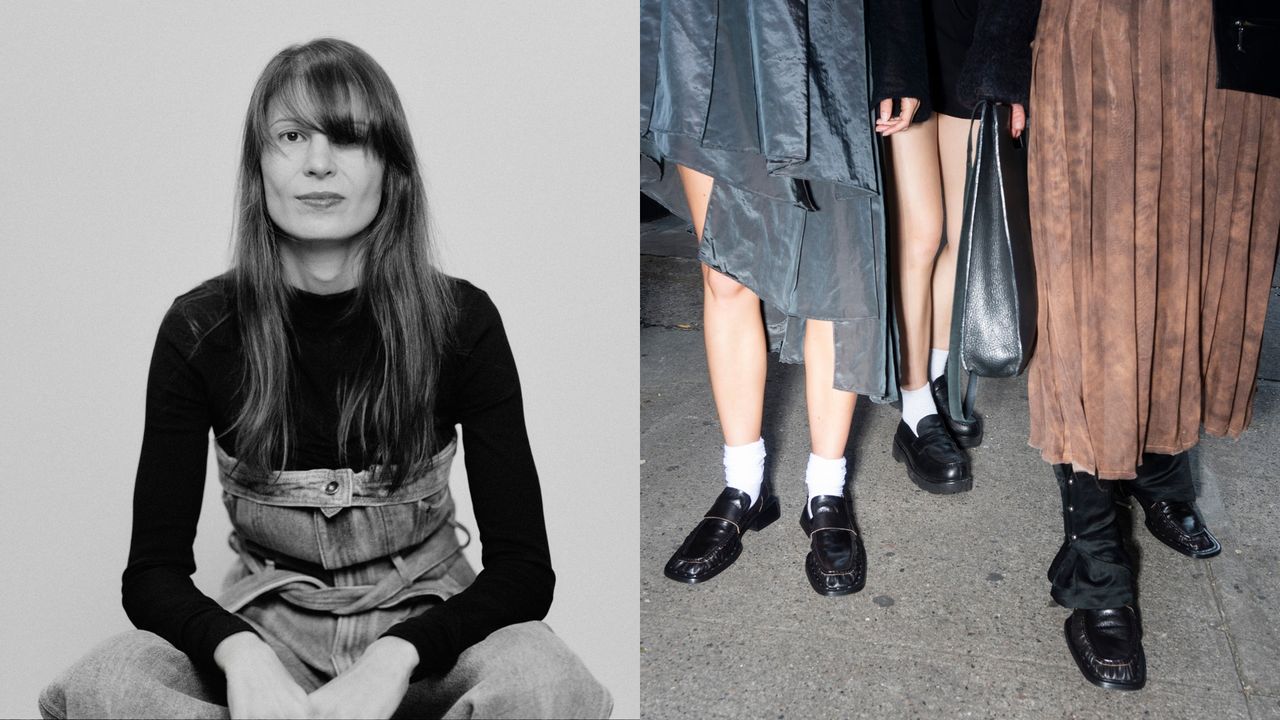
[260,98,385,242]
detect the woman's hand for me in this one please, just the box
[307,637,419,719]
[875,97,920,136]
[214,631,313,719]
[1010,102,1026,139]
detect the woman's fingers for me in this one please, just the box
[878,97,893,124]
[900,97,921,124]
[1011,103,1026,139]
[876,97,920,136]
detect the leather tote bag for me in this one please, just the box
[945,101,1037,423]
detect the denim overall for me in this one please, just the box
[214,436,476,677]
[39,437,613,718]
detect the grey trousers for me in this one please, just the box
[39,622,612,719]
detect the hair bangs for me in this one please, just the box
[255,47,400,157]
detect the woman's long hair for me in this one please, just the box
[230,38,455,487]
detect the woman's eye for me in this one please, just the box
[280,131,305,143]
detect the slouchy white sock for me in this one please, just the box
[900,383,937,436]
[805,453,847,504]
[723,438,766,505]
[929,348,949,381]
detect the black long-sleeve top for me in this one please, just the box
[867,0,1042,121]
[122,274,553,682]
[953,0,1042,108]
[869,0,934,120]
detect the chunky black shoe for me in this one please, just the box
[798,494,866,597]
[1064,606,1146,691]
[930,371,984,448]
[1123,452,1221,559]
[664,483,781,584]
[1135,499,1221,558]
[891,416,972,493]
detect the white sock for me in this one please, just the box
[805,453,847,504]
[929,348,949,381]
[723,438,765,504]
[900,383,937,436]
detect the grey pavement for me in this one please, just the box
[640,216,1280,719]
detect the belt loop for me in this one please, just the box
[390,552,412,585]
[452,520,472,550]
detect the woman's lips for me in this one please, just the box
[296,192,345,210]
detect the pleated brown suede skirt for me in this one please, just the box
[1026,0,1280,479]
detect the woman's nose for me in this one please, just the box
[304,135,336,178]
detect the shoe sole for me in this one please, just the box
[892,442,973,494]
[662,497,782,585]
[1062,617,1146,691]
[954,431,983,450]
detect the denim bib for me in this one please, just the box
[213,436,476,616]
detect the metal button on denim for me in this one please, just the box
[324,480,340,495]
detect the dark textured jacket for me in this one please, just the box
[870,0,1041,121]
[869,0,933,120]
[955,0,1042,109]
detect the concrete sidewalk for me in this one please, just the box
[639,216,1280,719]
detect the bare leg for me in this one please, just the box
[886,116,944,391]
[885,117,972,491]
[932,114,979,350]
[799,318,865,598]
[663,165,775,586]
[803,319,857,459]
[676,164,767,446]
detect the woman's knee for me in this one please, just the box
[896,231,944,271]
[39,630,224,719]
[458,622,612,719]
[702,265,752,305]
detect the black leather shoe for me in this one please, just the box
[930,372,984,448]
[1134,498,1221,559]
[798,494,866,597]
[1064,606,1146,691]
[1122,453,1221,559]
[892,416,972,493]
[664,484,781,584]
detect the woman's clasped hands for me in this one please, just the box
[215,632,419,719]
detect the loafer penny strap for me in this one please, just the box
[700,515,742,535]
[704,487,754,523]
[805,507,856,536]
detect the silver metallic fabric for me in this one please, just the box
[641,0,899,400]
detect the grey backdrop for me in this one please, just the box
[0,3,637,717]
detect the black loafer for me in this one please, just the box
[1136,499,1221,559]
[664,483,781,584]
[1064,606,1146,691]
[1122,453,1221,559]
[798,494,866,597]
[930,372,984,448]
[891,416,972,494]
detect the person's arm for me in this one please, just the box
[379,287,554,681]
[866,0,931,127]
[122,300,257,665]
[124,296,312,719]
[955,0,1043,110]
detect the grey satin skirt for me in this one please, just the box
[640,0,899,401]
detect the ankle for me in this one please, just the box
[723,438,765,504]
[900,384,937,435]
[804,453,847,504]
